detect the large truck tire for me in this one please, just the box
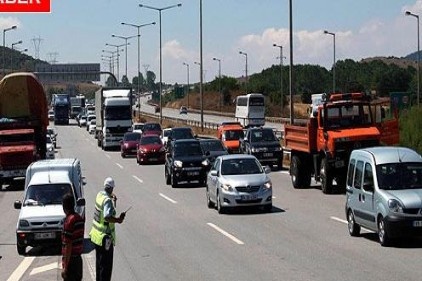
[320,158,333,194]
[290,155,311,189]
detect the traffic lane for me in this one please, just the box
[60,125,422,280]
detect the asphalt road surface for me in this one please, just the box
[1,120,422,280]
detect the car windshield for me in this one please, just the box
[201,140,225,152]
[144,123,161,131]
[24,184,73,206]
[172,129,194,139]
[376,162,422,190]
[223,130,244,141]
[251,130,276,142]
[140,136,162,145]
[174,142,203,156]
[124,133,141,141]
[221,158,263,175]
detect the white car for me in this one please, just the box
[88,119,96,134]
[46,135,55,159]
[161,128,172,147]
[132,122,144,134]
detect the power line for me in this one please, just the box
[31,36,43,59]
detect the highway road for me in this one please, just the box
[1,120,422,280]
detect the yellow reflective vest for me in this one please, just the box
[89,191,116,246]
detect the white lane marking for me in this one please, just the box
[159,193,177,204]
[133,175,144,183]
[116,163,124,169]
[330,216,373,232]
[7,257,35,281]
[207,223,245,245]
[105,154,111,159]
[29,262,59,275]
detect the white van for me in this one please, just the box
[345,147,422,246]
[14,158,86,255]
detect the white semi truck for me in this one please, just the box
[95,88,133,150]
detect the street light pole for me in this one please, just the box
[273,44,284,116]
[239,51,248,93]
[324,30,336,93]
[213,57,222,112]
[2,25,17,74]
[121,21,156,95]
[139,3,182,124]
[102,49,122,77]
[406,10,420,106]
[11,40,22,71]
[105,43,126,83]
[111,34,136,80]
[183,62,190,108]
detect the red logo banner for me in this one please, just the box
[0,0,51,13]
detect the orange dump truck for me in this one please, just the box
[0,72,48,186]
[283,93,399,194]
[217,122,244,154]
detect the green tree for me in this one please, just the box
[121,75,131,87]
[146,70,156,91]
[400,105,422,154]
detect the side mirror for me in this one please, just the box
[82,177,87,186]
[76,198,86,206]
[14,200,22,209]
[210,170,218,176]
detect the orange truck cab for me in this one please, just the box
[284,92,399,194]
[217,122,244,154]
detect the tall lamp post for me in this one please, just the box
[273,44,284,115]
[105,42,127,83]
[121,21,156,96]
[10,40,22,71]
[406,10,420,106]
[111,34,136,80]
[212,57,222,112]
[139,3,182,124]
[324,30,336,93]
[182,62,190,108]
[239,51,248,93]
[3,25,17,74]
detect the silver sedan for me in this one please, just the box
[206,154,272,214]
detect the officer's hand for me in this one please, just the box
[118,212,126,223]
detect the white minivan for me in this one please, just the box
[345,146,422,246]
[14,158,86,255]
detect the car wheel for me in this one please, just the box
[347,209,360,237]
[17,244,26,255]
[171,174,178,188]
[320,158,333,194]
[121,153,125,158]
[206,186,214,208]
[217,191,225,214]
[378,216,391,247]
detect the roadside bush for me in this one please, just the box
[399,105,422,154]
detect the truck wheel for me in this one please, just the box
[291,155,311,188]
[336,175,347,192]
[17,244,26,255]
[320,158,333,194]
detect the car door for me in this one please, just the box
[208,158,221,202]
[359,162,376,229]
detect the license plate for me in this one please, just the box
[34,232,56,240]
[263,153,273,157]
[187,171,199,176]
[241,194,258,200]
[413,221,422,227]
[149,158,157,161]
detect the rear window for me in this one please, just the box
[144,123,161,131]
[201,140,225,152]
[124,133,141,141]
[140,136,162,145]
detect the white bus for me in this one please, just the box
[235,93,265,127]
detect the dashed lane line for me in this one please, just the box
[159,193,177,204]
[207,223,245,245]
[116,163,124,169]
[133,175,144,183]
[330,216,372,232]
[105,154,111,159]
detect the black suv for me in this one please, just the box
[165,139,209,187]
[166,127,195,150]
[240,127,282,169]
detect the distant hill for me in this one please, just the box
[361,56,416,69]
[0,46,47,74]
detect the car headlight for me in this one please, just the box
[221,183,233,191]
[124,143,129,148]
[19,220,29,227]
[174,160,183,168]
[274,147,282,151]
[264,180,272,189]
[388,199,404,213]
[202,159,210,166]
[251,147,258,153]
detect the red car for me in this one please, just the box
[142,122,162,136]
[136,135,166,164]
[120,132,141,158]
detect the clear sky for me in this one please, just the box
[0,0,420,85]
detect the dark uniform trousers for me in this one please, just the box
[95,236,114,281]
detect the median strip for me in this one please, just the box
[207,223,244,245]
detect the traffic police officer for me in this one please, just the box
[89,177,125,281]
